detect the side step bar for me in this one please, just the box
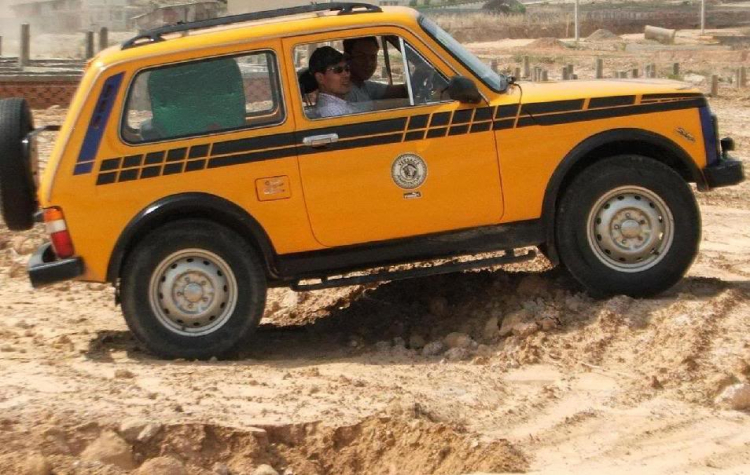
[291,249,536,291]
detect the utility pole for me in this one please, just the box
[574,0,580,42]
[701,0,706,35]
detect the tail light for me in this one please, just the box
[43,207,74,258]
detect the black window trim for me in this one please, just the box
[119,48,288,146]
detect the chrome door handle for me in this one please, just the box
[302,133,339,147]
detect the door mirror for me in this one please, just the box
[445,76,482,104]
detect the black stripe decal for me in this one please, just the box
[212,132,296,156]
[404,130,425,141]
[493,119,516,130]
[449,125,469,136]
[495,104,519,119]
[522,99,585,115]
[452,109,472,125]
[209,146,297,168]
[473,107,493,122]
[642,93,704,101]
[520,98,706,127]
[430,112,451,127]
[589,96,636,109]
[297,133,404,155]
[470,122,492,133]
[426,127,447,138]
[304,118,407,142]
[407,115,429,130]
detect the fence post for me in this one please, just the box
[740,66,747,88]
[562,67,570,80]
[99,27,109,52]
[542,70,549,81]
[85,31,95,59]
[672,62,680,78]
[523,56,530,79]
[595,58,603,79]
[710,75,719,96]
[632,68,639,78]
[514,67,521,79]
[0,36,3,57]
[19,23,30,68]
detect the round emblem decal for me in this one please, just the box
[391,153,427,190]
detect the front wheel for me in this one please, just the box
[121,220,266,359]
[556,156,700,297]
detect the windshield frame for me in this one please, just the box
[418,14,508,93]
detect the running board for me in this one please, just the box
[291,249,536,291]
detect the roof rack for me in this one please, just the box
[122,2,382,50]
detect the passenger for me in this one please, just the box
[344,36,407,107]
[309,46,355,118]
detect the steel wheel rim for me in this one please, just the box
[149,249,238,336]
[586,186,674,273]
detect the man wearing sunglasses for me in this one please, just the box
[309,46,358,118]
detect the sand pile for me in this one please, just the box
[588,29,622,41]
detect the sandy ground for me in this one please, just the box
[1,31,750,475]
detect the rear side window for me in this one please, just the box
[122,51,284,144]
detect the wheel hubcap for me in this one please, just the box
[587,186,674,273]
[149,249,238,336]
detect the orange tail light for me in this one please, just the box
[43,207,74,258]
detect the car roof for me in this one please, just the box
[93,6,420,70]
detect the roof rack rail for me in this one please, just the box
[122,2,382,50]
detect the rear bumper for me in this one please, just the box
[28,242,84,288]
[703,156,745,189]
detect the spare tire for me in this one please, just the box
[0,98,37,231]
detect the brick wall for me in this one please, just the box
[0,77,81,109]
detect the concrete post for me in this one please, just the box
[672,62,680,77]
[513,67,521,79]
[562,67,570,80]
[595,58,603,79]
[567,64,574,77]
[542,70,549,82]
[632,68,639,78]
[0,37,3,57]
[710,75,719,96]
[99,27,109,52]
[574,0,580,42]
[523,56,530,78]
[85,31,95,59]
[740,67,747,88]
[19,23,30,68]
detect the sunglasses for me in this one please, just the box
[326,64,351,74]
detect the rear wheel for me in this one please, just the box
[121,220,266,359]
[0,98,37,230]
[556,156,700,297]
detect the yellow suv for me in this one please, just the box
[0,3,743,358]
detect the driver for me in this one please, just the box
[343,37,407,108]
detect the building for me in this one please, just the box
[9,0,133,31]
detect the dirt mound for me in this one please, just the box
[0,414,528,474]
[525,37,569,49]
[587,29,622,41]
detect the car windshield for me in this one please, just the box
[419,15,508,93]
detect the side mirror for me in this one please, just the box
[445,76,481,104]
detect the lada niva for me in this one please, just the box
[0,3,743,358]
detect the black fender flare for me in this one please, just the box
[106,192,278,282]
[541,128,704,264]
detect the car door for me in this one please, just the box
[283,28,508,248]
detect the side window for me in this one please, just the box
[294,35,449,120]
[122,51,284,143]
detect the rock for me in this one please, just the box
[683,73,706,86]
[428,296,449,317]
[513,322,540,338]
[482,316,499,341]
[133,456,185,475]
[715,383,750,410]
[392,337,406,348]
[21,453,51,475]
[213,462,231,475]
[11,236,35,255]
[375,341,391,353]
[137,423,162,443]
[499,309,532,337]
[81,431,135,470]
[444,347,471,361]
[516,274,547,295]
[119,418,149,443]
[282,291,298,307]
[421,341,446,356]
[409,334,426,349]
[540,318,558,331]
[253,464,279,475]
[443,332,472,349]
[114,369,135,379]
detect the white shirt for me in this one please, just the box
[315,93,357,118]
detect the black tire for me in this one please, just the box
[120,220,267,359]
[0,98,36,231]
[556,155,700,297]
